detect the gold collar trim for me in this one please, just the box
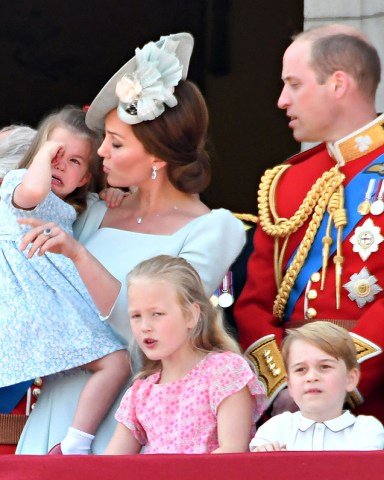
[327,113,384,166]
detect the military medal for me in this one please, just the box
[370,179,384,215]
[357,178,376,215]
[343,267,382,308]
[218,272,234,308]
[350,218,383,261]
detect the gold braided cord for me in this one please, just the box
[333,185,347,309]
[257,163,345,319]
[232,212,258,224]
[258,165,343,237]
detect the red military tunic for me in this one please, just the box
[235,115,384,422]
[0,379,42,454]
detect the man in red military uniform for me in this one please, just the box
[235,24,384,422]
[0,380,42,454]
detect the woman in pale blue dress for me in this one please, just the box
[17,33,246,454]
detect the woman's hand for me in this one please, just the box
[18,217,121,316]
[18,218,83,261]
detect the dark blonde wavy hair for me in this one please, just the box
[19,106,104,214]
[127,255,240,379]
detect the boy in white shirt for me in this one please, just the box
[250,321,383,451]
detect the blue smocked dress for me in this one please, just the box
[0,169,124,388]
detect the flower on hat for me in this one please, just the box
[115,76,143,105]
[115,37,183,124]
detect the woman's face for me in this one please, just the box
[97,109,154,188]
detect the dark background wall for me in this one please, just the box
[0,0,303,213]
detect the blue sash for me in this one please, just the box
[285,154,384,320]
[0,381,33,413]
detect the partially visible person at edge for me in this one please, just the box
[234,24,384,423]
[0,125,37,186]
[16,32,246,454]
[106,255,266,454]
[0,123,127,455]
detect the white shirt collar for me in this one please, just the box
[298,410,356,433]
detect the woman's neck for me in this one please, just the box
[101,180,209,233]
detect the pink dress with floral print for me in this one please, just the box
[114,351,267,453]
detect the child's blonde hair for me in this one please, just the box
[282,321,359,372]
[19,106,104,214]
[127,255,241,379]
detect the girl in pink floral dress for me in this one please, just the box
[106,255,267,454]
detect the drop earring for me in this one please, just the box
[151,165,157,180]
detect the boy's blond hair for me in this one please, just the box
[282,321,359,372]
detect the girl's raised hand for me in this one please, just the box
[42,140,64,158]
[18,217,82,261]
[99,187,130,208]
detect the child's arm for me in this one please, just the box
[99,187,130,208]
[105,422,142,455]
[13,141,63,209]
[211,386,253,453]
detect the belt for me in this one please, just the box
[0,413,28,445]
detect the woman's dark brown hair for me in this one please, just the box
[132,80,211,194]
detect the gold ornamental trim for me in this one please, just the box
[328,113,384,165]
[350,332,382,363]
[245,334,287,405]
[347,388,364,409]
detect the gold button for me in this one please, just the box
[32,387,41,398]
[307,307,317,319]
[307,289,318,300]
[34,377,43,387]
[310,272,321,283]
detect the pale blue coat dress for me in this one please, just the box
[16,198,246,454]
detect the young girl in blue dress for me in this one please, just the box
[0,106,131,454]
[105,255,267,454]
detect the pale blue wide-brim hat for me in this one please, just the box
[86,32,194,131]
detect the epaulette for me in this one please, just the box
[284,142,326,166]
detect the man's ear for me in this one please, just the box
[331,70,350,99]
